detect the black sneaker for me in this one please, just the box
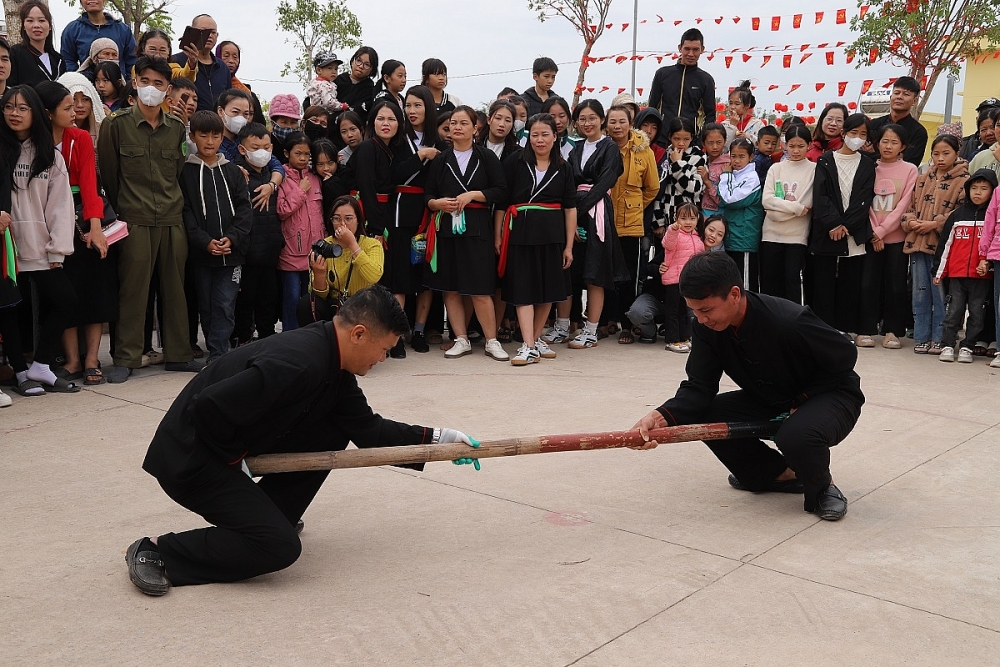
[728,473,804,494]
[389,338,406,358]
[165,360,204,372]
[296,519,304,534]
[410,331,429,353]
[125,537,171,596]
[808,484,848,521]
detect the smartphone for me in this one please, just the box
[179,26,210,52]
[180,93,191,106]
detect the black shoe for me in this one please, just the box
[728,473,804,494]
[165,360,204,372]
[191,344,205,359]
[296,519,304,534]
[125,537,171,596]
[808,484,848,521]
[410,331,429,353]
[389,338,406,358]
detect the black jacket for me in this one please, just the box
[868,113,928,168]
[171,53,232,112]
[8,43,65,87]
[499,156,576,246]
[521,87,559,117]
[657,292,864,425]
[334,73,375,121]
[143,321,433,482]
[810,151,876,256]
[391,135,440,228]
[424,145,507,240]
[354,138,395,237]
[233,156,284,267]
[647,63,716,147]
[181,155,253,267]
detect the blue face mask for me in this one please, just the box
[272,124,296,144]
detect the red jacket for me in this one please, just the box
[934,204,989,280]
[61,125,103,222]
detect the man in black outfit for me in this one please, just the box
[867,76,928,167]
[631,253,864,521]
[646,28,716,148]
[125,286,479,596]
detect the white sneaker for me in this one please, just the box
[0,388,11,408]
[510,344,540,366]
[484,338,509,361]
[939,346,955,362]
[990,355,1000,369]
[666,341,691,353]
[534,338,557,359]
[567,330,598,349]
[542,325,569,344]
[444,336,472,358]
[957,347,974,363]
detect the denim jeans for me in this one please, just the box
[280,270,309,332]
[910,253,945,344]
[192,264,242,362]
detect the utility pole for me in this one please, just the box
[630,0,638,97]
[943,74,959,123]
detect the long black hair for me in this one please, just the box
[364,100,404,147]
[813,103,849,142]
[403,85,438,148]
[478,99,518,150]
[522,113,562,167]
[18,1,56,55]
[93,61,127,106]
[0,85,56,185]
[373,59,404,99]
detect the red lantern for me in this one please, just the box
[774,118,784,127]
[806,115,816,124]
[717,114,727,123]
[808,101,816,110]
[795,102,804,111]
[848,101,858,110]
[716,102,726,112]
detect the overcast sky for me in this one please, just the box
[48,0,964,118]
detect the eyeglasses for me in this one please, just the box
[354,59,372,70]
[3,104,30,114]
[332,215,357,223]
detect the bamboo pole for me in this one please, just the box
[245,421,780,475]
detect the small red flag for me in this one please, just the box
[860,5,870,18]
[771,16,781,31]
[783,54,792,68]
[714,17,723,24]
[733,17,741,24]
[816,83,825,92]
[826,52,835,65]
[836,9,847,24]
[769,85,779,91]
[869,47,879,63]
[618,88,626,94]
[815,11,824,23]
[725,56,733,69]
[742,53,752,63]
[762,55,772,67]
[793,14,802,28]
[637,88,644,96]
[861,80,873,94]
[800,53,812,64]
[621,23,629,31]
[790,85,801,95]
[846,50,855,64]
[752,17,760,30]
[838,81,848,96]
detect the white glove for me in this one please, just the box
[240,460,253,478]
[435,428,481,470]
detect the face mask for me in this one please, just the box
[844,136,866,151]
[137,85,166,107]
[304,122,326,141]
[513,119,525,134]
[272,124,296,144]
[224,114,247,134]
[243,148,272,169]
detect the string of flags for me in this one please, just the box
[573,77,921,99]
[587,7,868,34]
[583,44,881,69]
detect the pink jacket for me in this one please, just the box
[661,225,705,285]
[869,159,918,245]
[981,188,1000,261]
[277,167,325,272]
[701,154,731,213]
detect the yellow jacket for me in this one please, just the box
[611,129,659,237]
[309,234,384,298]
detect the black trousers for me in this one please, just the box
[807,254,864,333]
[726,250,759,292]
[859,242,908,336]
[661,283,691,343]
[18,269,78,365]
[759,242,806,305]
[233,264,279,344]
[697,389,862,507]
[156,461,331,586]
[616,235,644,326]
[0,301,27,373]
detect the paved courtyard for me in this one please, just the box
[2,335,998,665]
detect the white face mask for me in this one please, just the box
[514,119,525,133]
[137,85,167,107]
[844,136,866,152]
[224,114,248,134]
[244,148,272,168]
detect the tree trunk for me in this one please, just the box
[573,39,594,108]
[915,68,944,120]
[3,0,39,46]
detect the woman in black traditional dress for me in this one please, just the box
[495,113,575,366]
[424,105,508,361]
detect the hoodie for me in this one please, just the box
[762,157,815,245]
[719,163,764,253]
[277,166,325,272]
[9,140,75,272]
[180,153,253,267]
[935,169,996,279]
[611,129,660,237]
[59,12,137,74]
[633,107,665,163]
[522,87,559,117]
[901,158,969,256]
[869,158,918,245]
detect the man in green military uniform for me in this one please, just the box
[98,56,202,382]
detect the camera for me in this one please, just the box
[311,239,343,259]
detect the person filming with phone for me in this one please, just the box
[171,13,230,111]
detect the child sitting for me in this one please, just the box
[306,51,347,111]
[718,138,764,291]
[753,125,780,183]
[700,214,727,252]
[661,203,706,352]
[933,169,996,363]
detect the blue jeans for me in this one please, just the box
[192,264,242,362]
[281,270,309,332]
[910,253,945,344]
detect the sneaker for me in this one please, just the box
[542,325,569,344]
[939,346,955,362]
[510,344,540,366]
[389,337,406,359]
[855,335,875,348]
[0,388,10,408]
[567,330,598,349]
[882,332,901,349]
[484,338,509,361]
[165,360,204,373]
[444,336,472,358]
[990,355,1000,369]
[410,331,429,353]
[534,338,557,359]
[125,537,171,596]
[665,341,690,353]
[957,347,974,363]
[928,341,945,355]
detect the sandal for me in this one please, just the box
[14,379,45,396]
[618,329,635,344]
[973,345,989,357]
[44,377,81,393]
[84,367,105,386]
[913,342,930,354]
[606,321,620,335]
[927,342,945,355]
[496,326,512,344]
[54,366,84,381]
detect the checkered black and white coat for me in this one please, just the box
[651,146,707,228]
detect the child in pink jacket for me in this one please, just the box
[661,202,705,352]
[277,132,325,331]
[980,181,1000,366]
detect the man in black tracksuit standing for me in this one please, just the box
[646,28,716,148]
[631,253,864,521]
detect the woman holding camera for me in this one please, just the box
[297,195,384,326]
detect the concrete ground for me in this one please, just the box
[1,333,999,666]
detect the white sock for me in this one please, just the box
[555,318,570,331]
[27,361,57,386]
[16,370,44,395]
[584,321,598,335]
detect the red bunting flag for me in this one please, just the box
[605,23,612,29]
[733,17,741,24]
[769,84,779,91]
[771,16,781,30]
[815,11,824,23]
[920,75,928,89]
[615,55,628,63]
[800,53,812,64]
[836,9,847,24]
[725,56,733,68]
[703,54,712,61]
[783,54,792,68]
[826,52,835,65]
[800,44,810,52]
[715,16,723,24]
[883,77,898,88]
[846,50,855,64]
[815,83,825,92]
[861,80,873,94]
[599,86,609,93]
[795,102,804,110]
[637,88,644,96]
[621,23,629,31]
[789,85,801,94]
[848,101,858,110]
[761,55,772,67]
[656,15,663,22]
[860,5,870,18]
[742,53,752,62]
[869,47,879,63]
[808,102,816,110]
[752,17,760,30]
[618,88,626,94]
[793,14,802,28]
[586,87,594,93]
[838,81,848,96]
[695,18,703,24]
